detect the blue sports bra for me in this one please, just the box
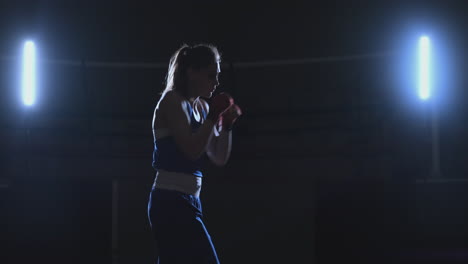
[152,101,208,177]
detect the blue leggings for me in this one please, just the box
[148,188,220,264]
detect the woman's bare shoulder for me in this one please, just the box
[158,90,192,121]
[158,91,187,111]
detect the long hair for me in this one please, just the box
[161,43,221,98]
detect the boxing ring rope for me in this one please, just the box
[1,50,395,69]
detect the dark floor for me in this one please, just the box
[2,177,468,264]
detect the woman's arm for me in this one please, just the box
[197,96,237,166]
[161,91,216,161]
[206,128,232,166]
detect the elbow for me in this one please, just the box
[211,154,229,167]
[206,151,228,167]
[213,159,227,167]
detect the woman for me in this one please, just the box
[147,43,242,264]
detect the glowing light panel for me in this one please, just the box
[22,41,36,106]
[419,36,431,100]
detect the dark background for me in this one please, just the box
[1,0,468,263]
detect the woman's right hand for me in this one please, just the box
[207,92,234,122]
[221,104,242,131]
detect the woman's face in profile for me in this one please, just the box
[188,62,220,98]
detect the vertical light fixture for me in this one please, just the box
[418,35,441,179]
[22,40,36,106]
[419,36,431,100]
